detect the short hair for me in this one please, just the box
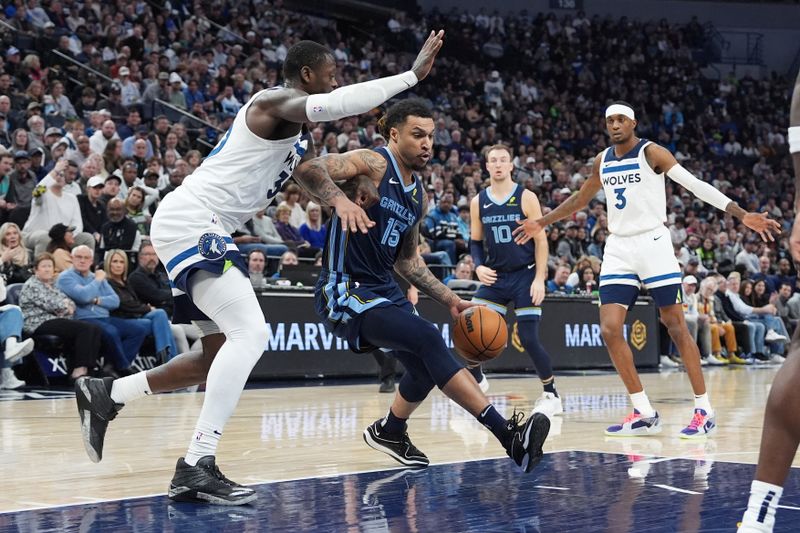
[377,98,433,137]
[248,249,266,261]
[33,252,55,269]
[486,144,513,158]
[283,41,333,81]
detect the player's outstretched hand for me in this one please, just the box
[333,195,375,234]
[513,218,545,245]
[475,265,497,286]
[411,30,445,81]
[337,175,379,209]
[530,278,546,306]
[742,212,781,242]
[449,297,480,320]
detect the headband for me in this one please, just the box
[605,104,635,120]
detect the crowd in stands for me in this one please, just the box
[0,1,796,388]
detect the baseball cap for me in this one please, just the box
[13,150,29,160]
[5,46,19,57]
[48,223,75,241]
[564,221,577,229]
[135,125,149,135]
[45,127,62,137]
[119,66,130,76]
[490,70,499,78]
[87,175,105,188]
[158,71,169,80]
[29,147,45,158]
[105,173,122,183]
[27,101,42,110]
[526,156,535,164]
[559,187,571,195]
[169,72,182,84]
[542,175,553,183]
[683,275,698,285]
[688,257,700,265]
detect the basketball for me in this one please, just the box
[452,306,508,363]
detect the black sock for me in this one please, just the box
[477,404,509,443]
[542,377,558,397]
[380,409,407,434]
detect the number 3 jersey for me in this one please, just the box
[479,184,534,272]
[600,138,666,237]
[180,88,309,233]
[321,146,424,286]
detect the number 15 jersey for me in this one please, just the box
[600,138,666,237]
[322,146,424,286]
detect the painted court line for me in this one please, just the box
[653,484,702,495]
[777,505,800,511]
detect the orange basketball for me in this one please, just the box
[452,306,508,363]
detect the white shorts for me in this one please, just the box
[150,188,247,323]
[599,225,681,290]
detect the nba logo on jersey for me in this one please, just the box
[198,233,227,260]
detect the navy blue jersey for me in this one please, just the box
[322,146,424,286]
[479,184,534,272]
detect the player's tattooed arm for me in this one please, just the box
[395,207,459,309]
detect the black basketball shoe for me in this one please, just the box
[504,411,550,473]
[168,456,257,505]
[75,376,123,463]
[363,419,429,468]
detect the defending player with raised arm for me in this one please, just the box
[514,101,780,440]
[295,99,551,473]
[466,144,562,416]
[739,68,800,533]
[73,33,445,507]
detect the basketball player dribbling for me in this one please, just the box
[738,68,800,533]
[74,33,446,505]
[468,144,562,417]
[514,101,780,439]
[295,99,551,472]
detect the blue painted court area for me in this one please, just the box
[2,451,798,532]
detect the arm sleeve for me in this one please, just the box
[470,240,485,268]
[666,164,733,212]
[305,71,417,122]
[728,292,754,316]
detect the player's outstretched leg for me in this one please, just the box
[74,334,225,463]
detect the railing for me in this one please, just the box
[704,23,765,66]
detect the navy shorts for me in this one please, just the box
[472,266,541,322]
[315,271,412,353]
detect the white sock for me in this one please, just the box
[694,393,713,415]
[185,420,222,466]
[629,391,655,417]
[740,480,783,532]
[110,371,152,404]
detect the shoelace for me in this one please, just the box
[622,411,642,424]
[506,409,525,432]
[686,411,705,431]
[209,464,239,488]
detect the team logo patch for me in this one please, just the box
[631,320,647,351]
[198,233,227,260]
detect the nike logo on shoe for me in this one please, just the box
[653,235,662,240]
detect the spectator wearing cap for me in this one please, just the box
[4,47,21,78]
[168,72,187,110]
[99,198,142,257]
[6,150,36,227]
[96,85,127,122]
[735,238,760,276]
[89,120,119,156]
[46,223,76,275]
[29,147,47,181]
[100,172,122,205]
[43,127,63,149]
[142,73,169,120]
[78,175,108,243]
[118,67,141,107]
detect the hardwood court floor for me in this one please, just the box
[0,365,795,514]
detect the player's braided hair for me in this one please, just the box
[377,98,433,138]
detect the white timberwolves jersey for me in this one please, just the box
[600,139,666,236]
[181,88,308,232]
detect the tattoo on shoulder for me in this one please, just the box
[357,150,386,177]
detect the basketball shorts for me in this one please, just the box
[471,265,541,322]
[150,188,248,324]
[315,270,412,353]
[598,225,683,308]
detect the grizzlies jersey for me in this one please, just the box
[180,87,309,233]
[479,184,534,272]
[600,138,666,237]
[322,146,424,285]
